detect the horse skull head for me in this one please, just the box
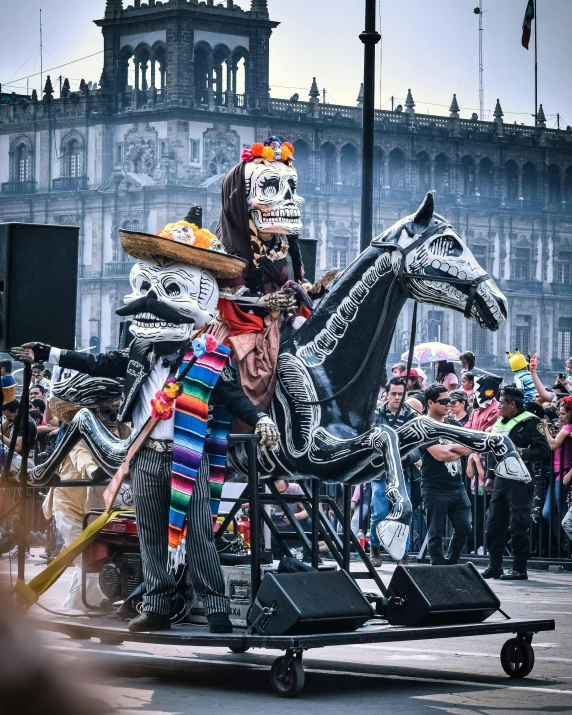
[245,160,304,235]
[120,257,218,342]
[377,193,507,330]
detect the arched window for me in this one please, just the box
[194,44,210,105]
[505,160,518,199]
[557,317,572,360]
[68,139,82,177]
[388,148,405,189]
[340,144,358,186]
[212,46,231,106]
[321,143,336,184]
[434,153,450,194]
[564,166,572,203]
[293,140,311,183]
[548,164,561,203]
[17,143,30,182]
[417,152,430,194]
[522,162,537,200]
[478,158,494,197]
[461,155,475,195]
[10,136,34,184]
[151,44,167,92]
[231,47,249,106]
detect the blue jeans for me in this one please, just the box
[370,479,411,552]
[542,480,563,538]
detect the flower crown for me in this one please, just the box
[241,136,294,164]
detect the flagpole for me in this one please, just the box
[534,0,537,125]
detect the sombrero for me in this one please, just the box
[121,221,247,279]
[1,383,17,406]
[49,396,81,425]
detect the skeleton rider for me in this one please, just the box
[12,223,279,634]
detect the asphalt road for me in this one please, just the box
[3,550,572,714]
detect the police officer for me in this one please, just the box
[482,385,551,581]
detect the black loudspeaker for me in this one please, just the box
[249,570,374,635]
[0,223,79,351]
[386,563,500,627]
[298,237,319,283]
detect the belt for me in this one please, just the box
[144,438,173,453]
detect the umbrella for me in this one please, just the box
[401,341,460,364]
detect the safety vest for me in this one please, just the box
[490,411,535,482]
[490,411,535,438]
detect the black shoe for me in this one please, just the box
[500,569,528,581]
[207,612,233,633]
[482,567,504,579]
[128,611,171,632]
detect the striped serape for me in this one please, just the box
[168,342,231,572]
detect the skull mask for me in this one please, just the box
[245,161,304,235]
[122,256,219,342]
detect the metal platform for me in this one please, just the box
[32,613,555,697]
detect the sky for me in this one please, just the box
[1,0,570,128]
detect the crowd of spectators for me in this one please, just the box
[349,349,572,571]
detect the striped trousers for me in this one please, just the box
[131,446,230,616]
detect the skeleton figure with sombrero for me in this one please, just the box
[12,224,280,634]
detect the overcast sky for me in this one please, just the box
[1,0,570,127]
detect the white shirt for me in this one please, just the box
[49,348,175,440]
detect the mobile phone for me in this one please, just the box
[558,373,566,380]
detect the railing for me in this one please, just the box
[351,456,571,564]
[1,180,36,194]
[105,262,133,277]
[52,176,88,191]
[552,282,572,295]
[463,195,502,209]
[506,279,544,294]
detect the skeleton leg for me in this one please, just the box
[308,424,412,560]
[29,408,133,487]
[396,417,529,481]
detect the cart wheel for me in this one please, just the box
[270,655,305,697]
[229,645,249,654]
[500,638,535,678]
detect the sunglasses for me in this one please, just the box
[435,398,451,406]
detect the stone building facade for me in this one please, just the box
[1,0,572,381]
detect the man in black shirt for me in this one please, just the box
[1,399,38,454]
[420,384,472,565]
[483,385,551,581]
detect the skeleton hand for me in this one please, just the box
[10,342,52,364]
[308,268,340,297]
[255,415,280,448]
[262,292,297,314]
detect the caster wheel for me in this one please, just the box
[270,655,305,697]
[229,645,249,654]
[500,638,535,678]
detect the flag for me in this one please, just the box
[522,0,534,49]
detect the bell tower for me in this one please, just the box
[95,0,279,112]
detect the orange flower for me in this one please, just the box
[251,143,264,157]
[283,142,294,154]
[164,382,182,399]
[261,146,275,161]
[281,146,293,161]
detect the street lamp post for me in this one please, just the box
[359,0,381,253]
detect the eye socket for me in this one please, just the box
[287,178,297,193]
[140,279,151,294]
[260,176,280,198]
[165,282,181,297]
[429,235,463,258]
